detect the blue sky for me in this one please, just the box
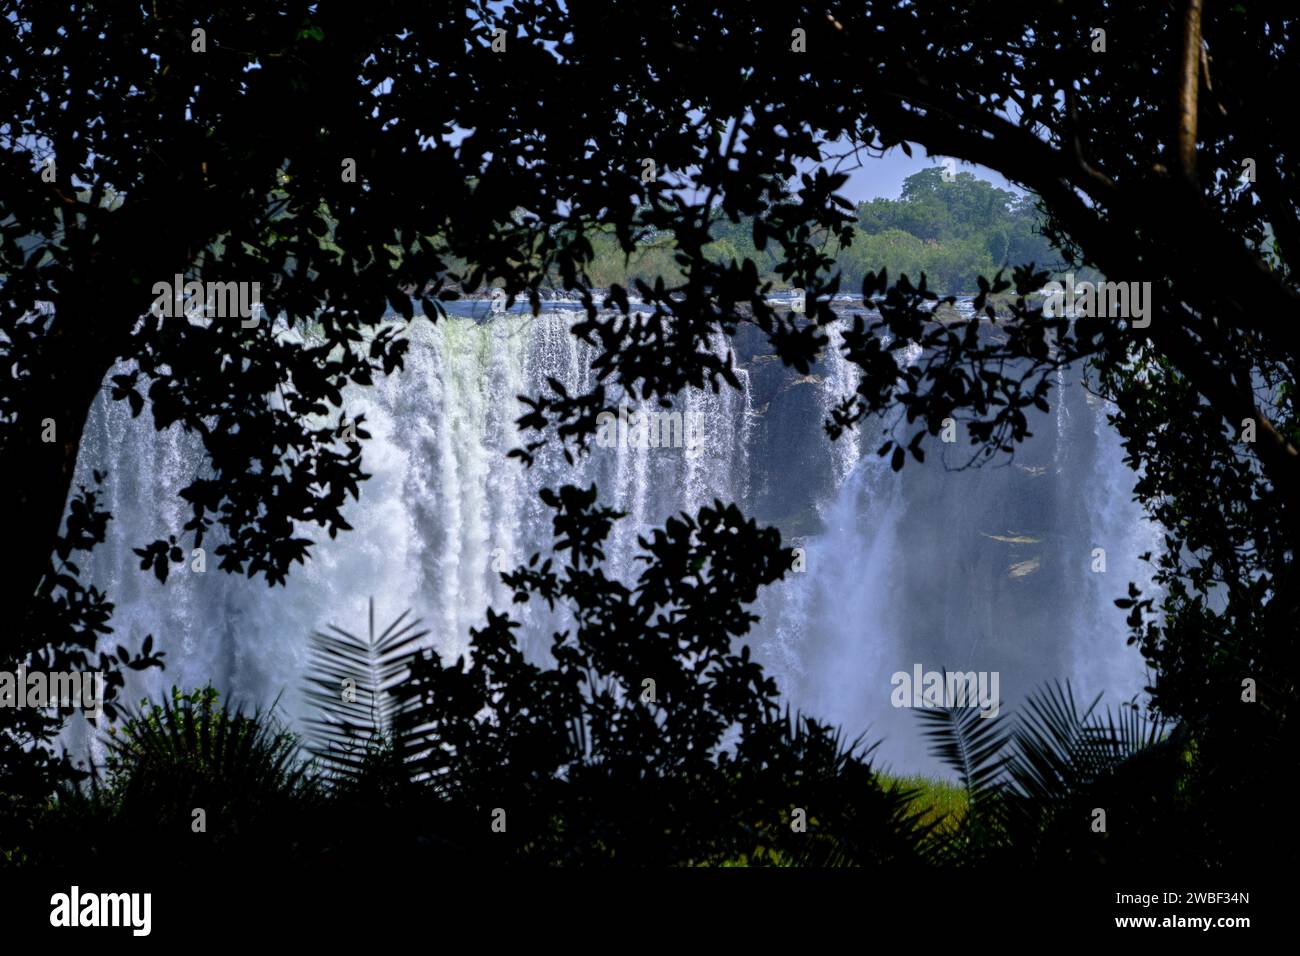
[840,145,1024,202]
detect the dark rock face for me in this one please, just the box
[733,318,845,536]
[752,376,837,533]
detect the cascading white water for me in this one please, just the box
[820,318,865,484]
[1069,391,1160,706]
[65,306,1159,773]
[754,449,910,759]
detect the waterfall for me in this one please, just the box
[64,305,1160,774]
[820,318,865,485]
[1070,391,1159,707]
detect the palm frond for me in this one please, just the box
[1004,680,1106,804]
[915,679,1177,862]
[750,707,940,867]
[303,599,428,782]
[915,689,1010,810]
[999,682,1174,861]
[102,686,316,807]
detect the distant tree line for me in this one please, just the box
[581,168,1070,294]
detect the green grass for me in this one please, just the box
[884,774,969,831]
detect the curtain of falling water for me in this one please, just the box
[63,308,1158,774]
